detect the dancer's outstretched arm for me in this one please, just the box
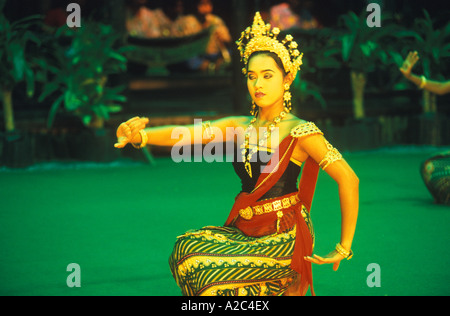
[114,116,249,148]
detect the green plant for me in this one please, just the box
[325,10,406,119]
[0,0,43,132]
[285,29,333,113]
[40,21,130,128]
[291,73,326,111]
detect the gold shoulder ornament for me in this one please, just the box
[290,122,342,170]
[290,122,323,138]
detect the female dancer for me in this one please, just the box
[115,12,359,296]
[400,51,450,205]
[400,51,450,95]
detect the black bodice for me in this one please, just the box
[232,146,301,201]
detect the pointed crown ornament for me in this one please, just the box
[237,12,303,79]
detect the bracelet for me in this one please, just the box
[202,121,214,140]
[132,129,148,149]
[419,75,427,89]
[335,243,353,260]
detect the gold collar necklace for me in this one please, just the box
[241,109,288,178]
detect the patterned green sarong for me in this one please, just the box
[169,225,298,296]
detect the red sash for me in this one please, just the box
[224,135,319,296]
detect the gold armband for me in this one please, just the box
[132,129,148,149]
[319,139,342,170]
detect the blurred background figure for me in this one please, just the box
[400,51,450,205]
[44,0,69,29]
[400,51,450,95]
[187,0,232,73]
[269,0,320,30]
[269,0,301,30]
[125,0,172,38]
[297,0,320,29]
[421,151,450,205]
[162,0,202,37]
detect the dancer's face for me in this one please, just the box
[247,54,286,110]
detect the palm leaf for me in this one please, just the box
[341,34,356,62]
[24,67,35,97]
[47,95,64,129]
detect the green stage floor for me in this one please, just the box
[1,146,449,296]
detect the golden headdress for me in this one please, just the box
[236,12,303,79]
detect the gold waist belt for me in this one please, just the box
[239,194,300,220]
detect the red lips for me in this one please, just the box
[255,92,265,98]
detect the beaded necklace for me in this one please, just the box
[241,108,288,178]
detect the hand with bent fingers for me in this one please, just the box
[304,250,345,271]
[114,116,149,148]
[399,51,420,78]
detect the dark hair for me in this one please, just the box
[247,51,288,77]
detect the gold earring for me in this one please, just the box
[250,101,258,116]
[283,81,292,113]
[283,91,292,113]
